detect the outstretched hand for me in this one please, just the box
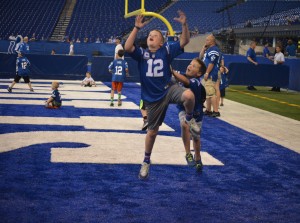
[173,10,187,25]
[135,15,148,28]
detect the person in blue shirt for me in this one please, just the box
[246,41,258,90]
[172,58,207,172]
[202,35,221,117]
[108,49,129,106]
[45,81,62,108]
[285,39,297,57]
[125,10,199,180]
[263,42,271,58]
[219,66,229,106]
[16,36,30,55]
[7,52,33,93]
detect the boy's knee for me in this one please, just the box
[182,89,194,101]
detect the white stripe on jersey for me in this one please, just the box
[208,51,220,56]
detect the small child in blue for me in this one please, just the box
[172,58,207,172]
[7,52,33,93]
[108,49,129,106]
[219,66,229,106]
[45,81,62,109]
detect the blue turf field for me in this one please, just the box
[0,81,299,223]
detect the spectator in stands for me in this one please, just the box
[30,33,36,42]
[269,45,285,92]
[95,37,100,43]
[228,29,236,54]
[7,52,33,93]
[84,37,89,43]
[263,42,271,58]
[76,38,81,43]
[114,37,124,59]
[245,20,253,28]
[51,49,56,55]
[108,49,129,107]
[69,41,74,55]
[246,41,258,90]
[202,34,221,117]
[285,39,297,57]
[8,33,16,41]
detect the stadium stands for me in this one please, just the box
[0,0,66,40]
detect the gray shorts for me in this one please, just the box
[145,84,185,130]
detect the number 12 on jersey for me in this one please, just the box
[146,59,163,77]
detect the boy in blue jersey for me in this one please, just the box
[45,81,62,108]
[125,10,200,179]
[108,49,129,106]
[16,36,30,55]
[7,52,33,92]
[202,35,221,117]
[219,66,229,106]
[172,58,207,172]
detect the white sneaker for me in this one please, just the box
[138,162,150,179]
[185,118,200,138]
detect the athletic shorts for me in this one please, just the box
[178,110,202,139]
[53,101,62,107]
[220,88,226,97]
[145,84,185,130]
[14,74,30,83]
[112,81,123,92]
[202,78,216,98]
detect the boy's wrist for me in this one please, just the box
[134,26,141,30]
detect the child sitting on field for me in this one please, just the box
[81,71,96,87]
[45,81,62,108]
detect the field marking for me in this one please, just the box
[228,88,300,108]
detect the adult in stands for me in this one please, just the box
[69,41,74,55]
[8,33,16,41]
[114,37,124,59]
[76,38,81,43]
[285,39,297,57]
[246,41,258,91]
[263,42,271,58]
[51,49,56,55]
[29,33,36,42]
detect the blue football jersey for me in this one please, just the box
[176,73,203,122]
[129,41,184,102]
[246,48,257,63]
[17,42,30,55]
[220,72,229,90]
[51,89,62,103]
[16,57,30,76]
[108,59,128,82]
[203,45,220,81]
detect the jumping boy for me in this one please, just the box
[125,10,200,179]
[172,58,207,172]
[7,52,33,93]
[108,49,129,106]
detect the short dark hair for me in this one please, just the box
[116,36,122,41]
[193,58,206,75]
[118,49,125,57]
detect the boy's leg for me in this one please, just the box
[117,82,123,106]
[110,90,114,106]
[179,111,195,166]
[193,137,203,172]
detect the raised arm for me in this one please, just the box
[171,69,190,87]
[124,15,147,53]
[174,10,190,48]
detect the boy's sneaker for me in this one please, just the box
[138,162,150,180]
[141,120,148,131]
[185,153,196,166]
[30,88,34,92]
[195,160,203,172]
[220,103,224,106]
[204,110,212,116]
[7,87,12,93]
[185,118,200,138]
[110,102,114,107]
[118,100,122,106]
[211,111,220,117]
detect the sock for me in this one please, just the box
[118,93,121,100]
[143,152,151,164]
[185,112,193,122]
[110,97,114,103]
[143,116,147,121]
